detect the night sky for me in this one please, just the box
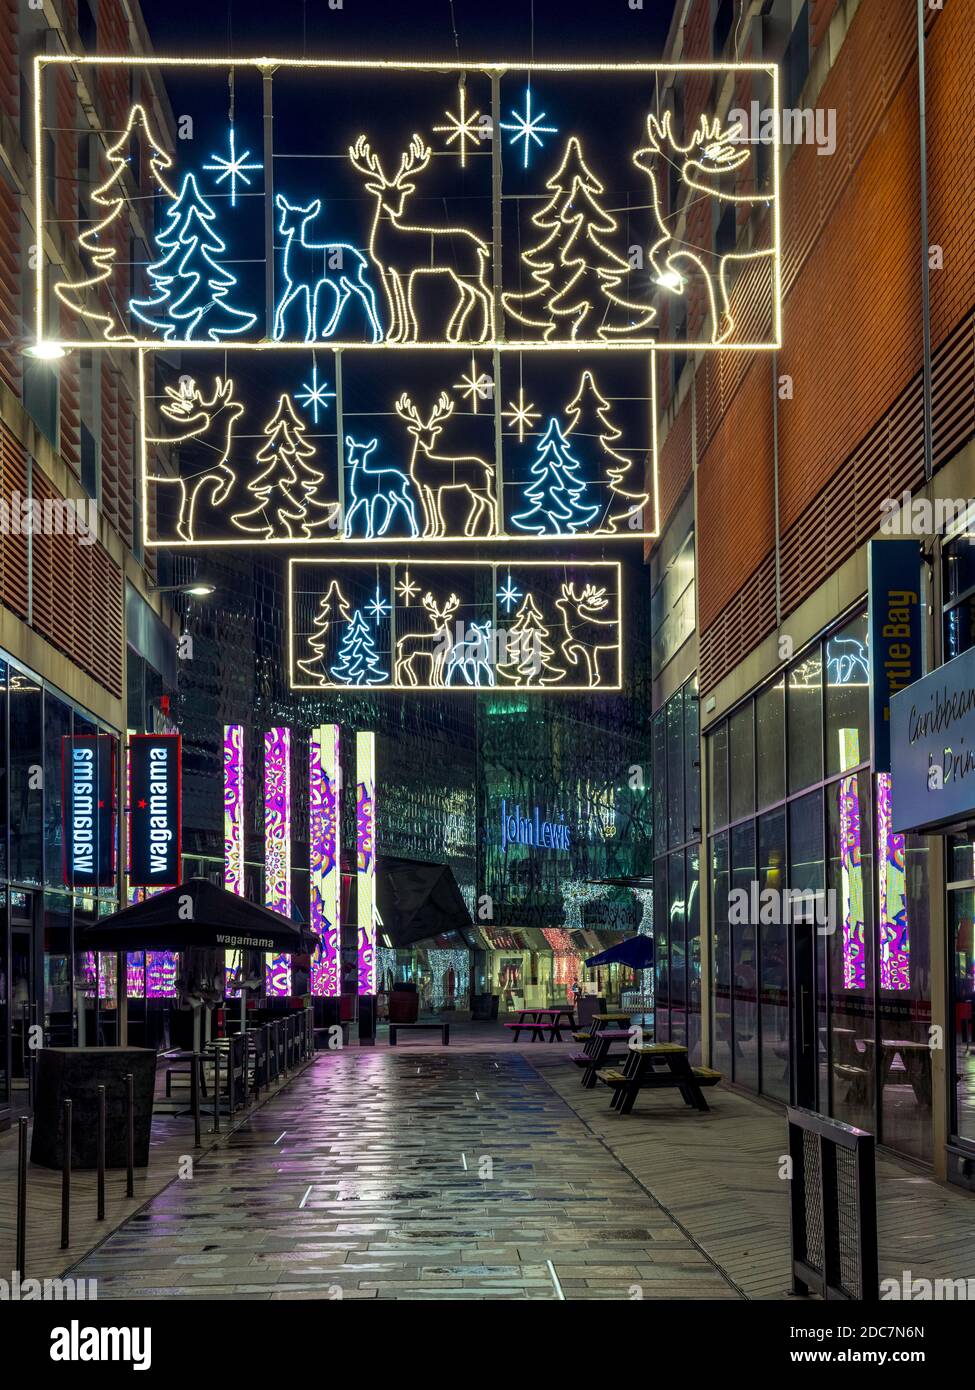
[136,0,675,64]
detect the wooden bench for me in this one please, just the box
[570,1028,634,1087]
[389,1022,450,1045]
[597,1044,721,1114]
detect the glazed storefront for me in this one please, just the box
[706,608,934,1166]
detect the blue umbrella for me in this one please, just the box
[585,935,654,970]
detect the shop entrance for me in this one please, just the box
[9,890,38,1100]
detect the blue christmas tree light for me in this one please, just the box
[130,173,258,342]
[512,416,600,535]
[330,608,388,686]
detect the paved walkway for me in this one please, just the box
[69,1049,742,1300]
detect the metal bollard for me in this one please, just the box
[61,1099,72,1249]
[191,1053,202,1148]
[96,1086,106,1220]
[125,1074,135,1199]
[228,1037,236,1116]
[213,1045,220,1133]
[16,1116,28,1276]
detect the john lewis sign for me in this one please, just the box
[500,799,571,853]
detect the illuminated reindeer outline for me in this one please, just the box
[554,582,619,688]
[396,390,498,538]
[393,592,461,687]
[349,134,493,343]
[146,376,243,542]
[633,111,774,345]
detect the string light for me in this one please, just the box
[502,388,540,442]
[433,87,484,168]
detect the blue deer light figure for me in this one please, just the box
[344,435,421,539]
[273,195,383,343]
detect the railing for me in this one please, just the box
[787,1106,879,1302]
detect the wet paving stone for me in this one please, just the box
[69,1049,741,1301]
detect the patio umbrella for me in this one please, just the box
[77,877,316,954]
[585,935,654,969]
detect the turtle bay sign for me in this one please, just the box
[890,646,975,833]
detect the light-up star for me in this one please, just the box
[454,356,493,413]
[433,88,484,169]
[499,88,557,169]
[503,389,541,442]
[497,573,523,613]
[203,128,262,208]
[366,586,391,621]
[295,362,335,424]
[395,570,420,606]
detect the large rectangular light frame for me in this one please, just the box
[288,557,624,693]
[34,55,781,353]
[135,351,660,549]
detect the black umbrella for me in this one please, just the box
[77,877,316,954]
[377,856,474,949]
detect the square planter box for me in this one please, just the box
[30,1048,158,1170]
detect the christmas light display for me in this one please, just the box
[310,725,342,998]
[264,727,292,996]
[289,558,622,692]
[356,731,377,996]
[273,194,382,343]
[129,173,258,342]
[140,356,657,548]
[36,56,780,352]
[53,103,174,340]
[204,126,262,208]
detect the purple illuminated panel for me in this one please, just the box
[310,724,341,998]
[356,731,376,996]
[126,953,145,997]
[264,727,292,996]
[146,950,178,998]
[839,771,866,990]
[224,725,244,996]
[877,772,910,990]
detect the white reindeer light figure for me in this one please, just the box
[349,134,493,343]
[633,111,772,345]
[393,592,461,687]
[396,391,497,538]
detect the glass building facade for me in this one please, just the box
[706,610,933,1165]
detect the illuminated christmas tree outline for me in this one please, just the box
[232,394,338,538]
[502,137,655,342]
[296,579,351,684]
[54,103,175,340]
[511,416,600,535]
[565,370,649,532]
[497,591,565,686]
[330,607,389,687]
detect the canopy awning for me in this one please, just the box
[585,935,654,970]
[77,877,316,954]
[377,856,474,950]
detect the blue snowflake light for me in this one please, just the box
[499,89,558,168]
[204,127,262,207]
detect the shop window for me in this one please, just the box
[711,830,732,1073]
[825,613,870,776]
[654,854,670,1041]
[669,850,687,1047]
[652,709,667,853]
[826,769,875,1132]
[686,844,701,1066]
[950,887,975,1145]
[684,680,701,841]
[758,809,789,1103]
[787,651,823,793]
[709,721,729,831]
[731,820,758,1089]
[666,692,685,847]
[789,788,826,1104]
[9,668,42,886]
[728,704,755,823]
[880,833,932,1165]
[43,692,71,889]
[756,677,785,809]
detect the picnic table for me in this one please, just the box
[570,1026,634,1088]
[596,1042,721,1114]
[862,1038,933,1107]
[504,1005,576,1042]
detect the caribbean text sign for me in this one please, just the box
[129,734,182,886]
[890,645,975,833]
